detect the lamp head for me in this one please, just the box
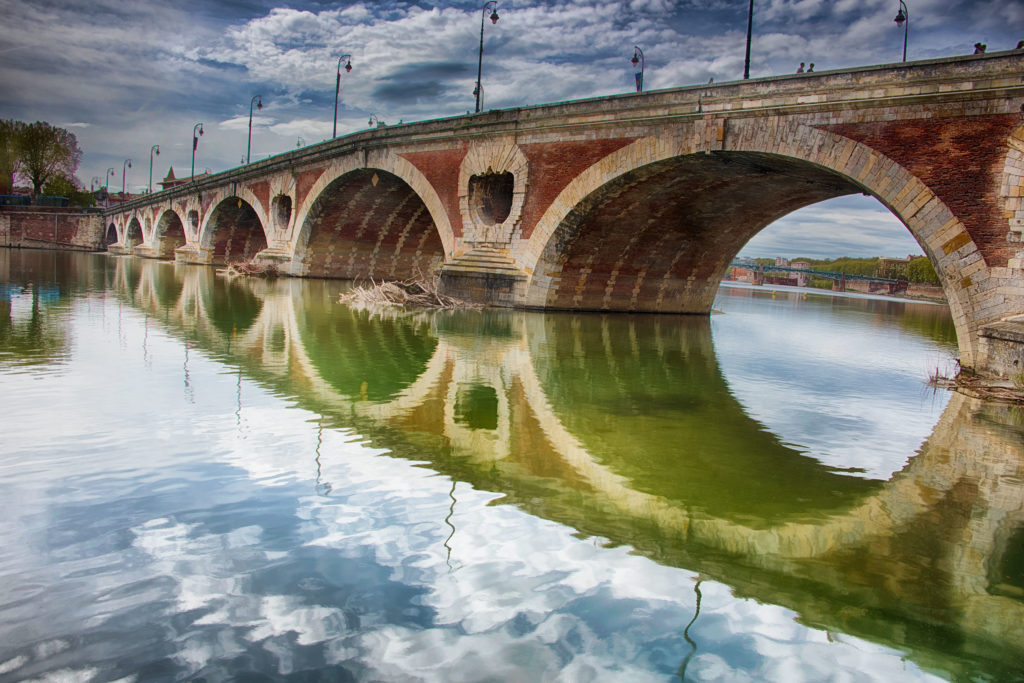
[345,60,352,72]
[631,51,640,67]
[894,9,906,26]
[257,97,263,110]
[490,9,499,24]
[155,146,160,156]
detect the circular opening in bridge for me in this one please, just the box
[188,210,199,236]
[272,194,292,231]
[468,171,514,225]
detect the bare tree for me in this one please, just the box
[17,121,82,201]
[0,119,24,195]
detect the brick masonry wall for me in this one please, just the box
[825,115,1021,268]
[0,207,104,250]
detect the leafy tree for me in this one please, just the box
[0,119,24,195]
[16,121,82,201]
[906,256,940,284]
[41,173,95,208]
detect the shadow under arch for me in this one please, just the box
[202,196,268,266]
[125,216,143,249]
[293,168,446,281]
[104,223,117,247]
[153,209,187,259]
[522,126,981,367]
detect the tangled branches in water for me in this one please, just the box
[339,277,481,310]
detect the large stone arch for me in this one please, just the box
[289,149,455,276]
[104,222,118,247]
[520,122,987,367]
[125,215,143,249]
[289,152,450,280]
[153,208,188,259]
[199,194,269,266]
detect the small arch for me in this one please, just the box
[125,216,143,249]
[468,172,514,225]
[154,209,187,259]
[294,168,445,280]
[202,196,268,266]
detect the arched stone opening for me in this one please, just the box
[125,217,143,249]
[296,168,445,280]
[154,210,187,259]
[204,196,268,266]
[468,171,514,225]
[529,152,863,313]
[272,193,292,232]
[105,223,118,246]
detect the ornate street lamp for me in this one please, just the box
[247,95,263,164]
[148,145,160,194]
[367,114,380,127]
[894,0,909,62]
[474,1,500,113]
[333,54,353,139]
[744,0,754,79]
[105,167,115,195]
[121,159,132,199]
[191,123,204,180]
[630,46,644,92]
[90,176,101,192]
[296,136,305,148]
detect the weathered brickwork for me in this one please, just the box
[400,147,467,238]
[0,207,103,250]
[207,200,267,265]
[103,52,1024,377]
[825,115,1021,267]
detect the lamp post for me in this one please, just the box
[630,46,644,92]
[744,0,754,79]
[122,159,132,199]
[333,54,352,139]
[148,145,160,194]
[90,176,101,192]
[474,1,499,114]
[367,114,380,127]
[894,0,909,62]
[191,123,204,180]
[296,136,305,148]
[247,95,263,164]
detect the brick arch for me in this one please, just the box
[289,153,450,279]
[290,149,455,270]
[104,222,118,246]
[200,194,269,266]
[154,208,188,259]
[125,215,143,249]
[521,123,985,367]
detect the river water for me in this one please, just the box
[1,250,1022,682]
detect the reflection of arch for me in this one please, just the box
[521,124,982,365]
[201,196,268,266]
[292,168,446,281]
[154,209,187,259]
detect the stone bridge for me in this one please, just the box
[105,52,1024,378]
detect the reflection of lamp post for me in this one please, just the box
[122,159,132,198]
[894,0,909,62]
[247,95,263,164]
[191,123,204,180]
[474,1,499,113]
[743,0,754,79]
[148,145,160,194]
[333,54,352,139]
[630,46,644,92]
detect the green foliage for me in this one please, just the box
[41,173,95,207]
[14,121,83,200]
[906,257,940,284]
[0,119,25,194]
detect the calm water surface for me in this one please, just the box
[1,251,1022,682]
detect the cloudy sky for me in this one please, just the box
[2,0,1021,258]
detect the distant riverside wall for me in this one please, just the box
[0,206,105,251]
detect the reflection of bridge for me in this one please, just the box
[102,54,1024,380]
[116,257,1024,677]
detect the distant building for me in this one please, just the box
[160,167,209,191]
[775,256,790,267]
[790,260,811,286]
